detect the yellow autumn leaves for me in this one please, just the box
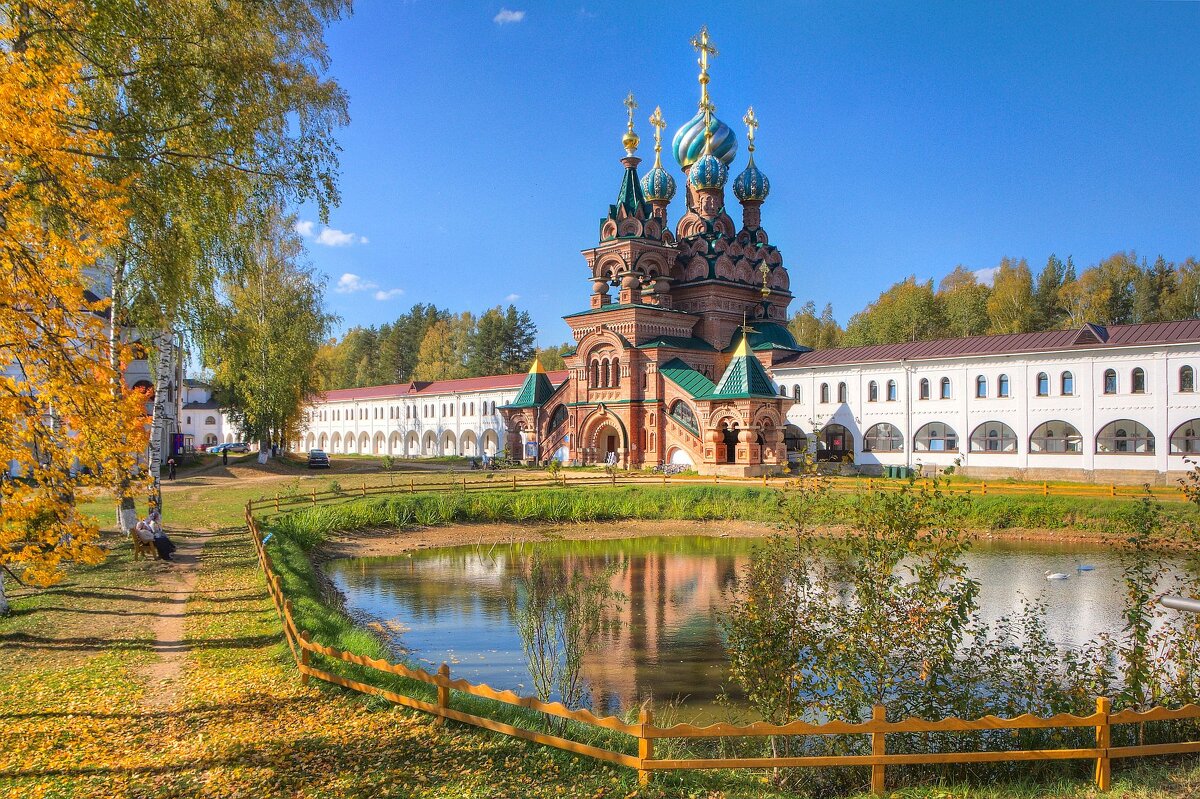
[1,3,148,590]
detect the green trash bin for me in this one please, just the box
[887,465,898,479]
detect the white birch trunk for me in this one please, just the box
[108,261,139,534]
[257,437,271,464]
[0,571,8,616]
[147,331,175,514]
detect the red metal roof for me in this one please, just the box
[776,320,1200,368]
[317,370,570,402]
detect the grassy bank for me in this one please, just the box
[268,483,1200,543]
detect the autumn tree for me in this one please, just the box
[843,277,942,346]
[535,344,574,372]
[20,0,350,526]
[985,258,1036,334]
[937,266,990,338]
[412,315,474,382]
[200,211,333,462]
[788,301,843,349]
[0,5,146,613]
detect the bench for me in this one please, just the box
[131,532,157,561]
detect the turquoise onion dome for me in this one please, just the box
[672,111,737,169]
[687,151,728,190]
[733,155,770,202]
[641,165,676,202]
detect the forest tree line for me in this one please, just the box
[789,251,1200,350]
[315,304,574,390]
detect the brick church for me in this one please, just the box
[501,28,806,476]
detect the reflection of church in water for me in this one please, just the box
[501,28,807,476]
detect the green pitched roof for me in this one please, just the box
[636,335,717,352]
[659,358,716,399]
[614,162,647,216]
[723,321,806,353]
[503,357,555,409]
[711,334,780,399]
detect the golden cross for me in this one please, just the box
[760,261,771,297]
[623,92,638,134]
[648,106,667,165]
[690,25,718,111]
[743,107,758,152]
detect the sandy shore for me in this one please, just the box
[317,519,1130,560]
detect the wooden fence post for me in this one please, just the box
[410,478,415,493]
[362,482,367,497]
[981,481,987,496]
[1095,696,1112,791]
[871,704,886,796]
[1043,481,1049,497]
[299,631,312,684]
[436,662,451,725]
[1110,484,1116,497]
[512,474,518,491]
[638,705,654,785]
[311,489,317,505]
[275,493,280,512]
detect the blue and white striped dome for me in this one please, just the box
[733,157,770,202]
[641,165,676,202]
[672,111,737,169]
[687,151,729,190]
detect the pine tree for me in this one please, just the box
[500,305,537,372]
[1032,254,1068,330]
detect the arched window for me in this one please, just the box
[863,423,903,452]
[589,360,600,388]
[818,424,853,457]
[668,400,699,435]
[792,384,801,401]
[1036,372,1049,397]
[913,422,958,452]
[867,381,878,402]
[1061,371,1074,396]
[612,358,620,387]
[780,385,788,398]
[975,375,987,399]
[1171,420,1200,454]
[820,383,830,403]
[886,380,897,402]
[204,416,217,426]
[837,382,847,403]
[1132,367,1146,394]
[1096,420,1154,454]
[1181,366,1195,393]
[998,374,1010,398]
[1103,369,1117,394]
[919,379,930,400]
[783,424,808,460]
[969,421,1018,453]
[548,404,569,432]
[1030,421,1083,453]
[940,377,951,399]
[185,416,191,425]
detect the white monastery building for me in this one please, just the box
[297,321,1200,485]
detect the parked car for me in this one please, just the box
[227,442,250,453]
[207,443,227,453]
[307,449,330,469]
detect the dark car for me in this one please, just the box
[307,449,330,469]
[228,442,251,453]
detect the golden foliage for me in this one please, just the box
[0,5,146,587]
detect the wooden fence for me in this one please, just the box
[245,479,1200,794]
[252,469,1188,520]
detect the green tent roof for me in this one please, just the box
[710,334,781,399]
[659,358,716,399]
[503,357,556,409]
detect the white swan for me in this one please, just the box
[1045,570,1070,581]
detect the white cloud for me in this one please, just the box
[973,266,1000,286]
[493,8,525,24]
[504,293,521,302]
[295,219,368,247]
[374,288,405,301]
[335,273,378,294]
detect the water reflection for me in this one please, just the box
[324,536,1187,716]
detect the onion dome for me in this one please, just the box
[733,156,770,202]
[688,151,728,190]
[672,111,737,169]
[641,165,676,202]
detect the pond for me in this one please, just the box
[324,535,1189,717]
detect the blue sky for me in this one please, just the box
[297,1,1200,345]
